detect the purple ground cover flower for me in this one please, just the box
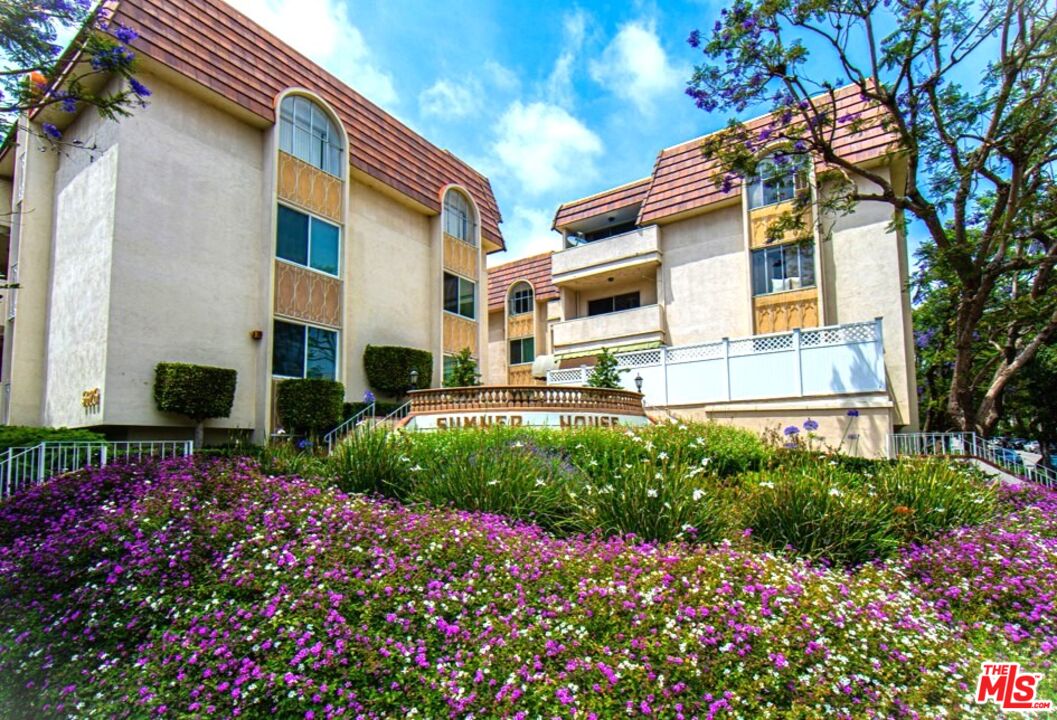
[0,457,1051,717]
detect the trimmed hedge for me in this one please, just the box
[276,379,344,436]
[154,363,237,421]
[363,345,432,397]
[0,426,106,451]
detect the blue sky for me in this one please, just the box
[227,0,734,263]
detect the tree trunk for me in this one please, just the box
[193,421,205,450]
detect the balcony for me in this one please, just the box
[552,304,667,356]
[552,225,660,287]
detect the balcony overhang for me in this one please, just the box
[552,304,668,357]
[552,225,661,287]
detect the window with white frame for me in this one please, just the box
[443,272,475,319]
[747,154,806,209]
[276,205,340,275]
[508,282,533,316]
[443,190,475,245]
[751,242,816,295]
[279,95,343,176]
[272,319,338,379]
[509,337,535,366]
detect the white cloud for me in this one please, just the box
[226,0,398,108]
[484,60,520,93]
[419,79,480,119]
[489,205,563,266]
[588,20,685,115]
[545,10,589,108]
[492,100,602,195]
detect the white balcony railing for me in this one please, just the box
[552,225,660,284]
[549,318,886,407]
[552,304,667,355]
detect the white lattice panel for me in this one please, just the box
[730,334,794,356]
[801,321,877,347]
[547,369,587,385]
[667,342,724,364]
[617,349,663,368]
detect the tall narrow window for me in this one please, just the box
[444,272,476,319]
[279,95,343,177]
[747,154,806,209]
[276,205,340,275]
[509,282,533,316]
[443,190,475,245]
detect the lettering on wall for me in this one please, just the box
[434,414,623,429]
[82,388,101,414]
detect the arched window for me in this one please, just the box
[279,95,343,176]
[443,189,475,245]
[509,282,534,316]
[747,153,806,209]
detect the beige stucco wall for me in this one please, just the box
[658,205,751,345]
[345,179,435,399]
[486,309,506,384]
[99,73,265,434]
[822,168,918,429]
[4,121,58,426]
[43,146,118,427]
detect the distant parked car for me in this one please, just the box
[1023,440,1041,453]
[992,447,1024,467]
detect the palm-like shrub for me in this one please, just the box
[328,428,413,499]
[873,459,997,540]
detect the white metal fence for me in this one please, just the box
[548,319,886,407]
[889,432,1057,488]
[0,440,194,500]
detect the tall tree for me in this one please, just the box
[686,0,1057,435]
[1,0,147,140]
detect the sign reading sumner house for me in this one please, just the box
[401,387,650,430]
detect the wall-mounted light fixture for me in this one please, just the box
[250,330,263,340]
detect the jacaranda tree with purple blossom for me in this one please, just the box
[685,0,1056,436]
[0,0,148,140]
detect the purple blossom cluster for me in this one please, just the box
[0,457,1052,718]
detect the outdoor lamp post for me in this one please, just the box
[409,368,419,390]
[634,373,644,393]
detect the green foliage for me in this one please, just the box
[275,379,344,436]
[2,2,148,139]
[745,467,898,565]
[363,345,433,397]
[874,459,997,540]
[745,459,996,564]
[328,428,412,499]
[257,441,327,479]
[0,426,105,451]
[443,347,480,387]
[153,363,237,421]
[405,433,581,533]
[586,347,627,389]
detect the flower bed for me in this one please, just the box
[0,457,1053,718]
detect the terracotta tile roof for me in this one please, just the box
[487,253,559,310]
[109,0,504,249]
[548,86,897,229]
[637,85,897,224]
[552,177,651,230]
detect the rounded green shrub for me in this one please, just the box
[363,345,432,397]
[275,379,344,436]
[153,362,237,446]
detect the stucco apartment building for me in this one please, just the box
[488,90,918,456]
[0,0,502,443]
